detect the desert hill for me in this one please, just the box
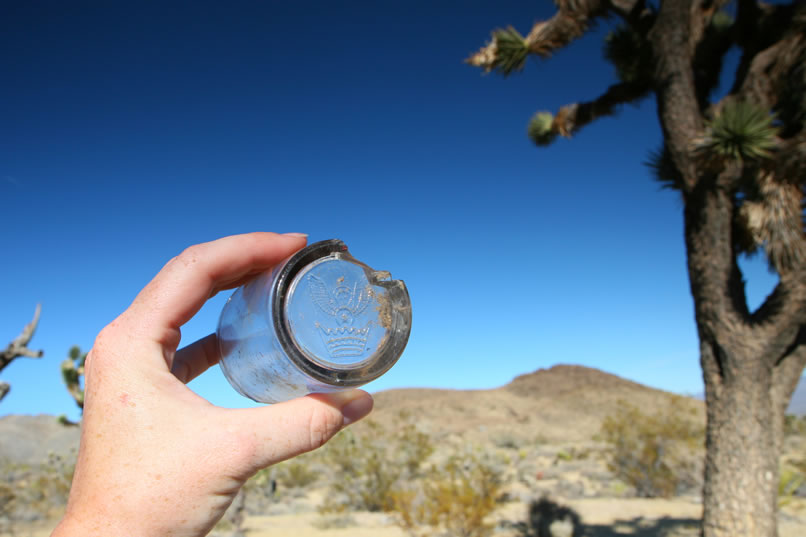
[0,414,80,467]
[0,364,699,466]
[367,364,701,443]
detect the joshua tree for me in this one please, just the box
[57,346,86,426]
[61,346,86,410]
[467,1,805,536]
[1,304,44,402]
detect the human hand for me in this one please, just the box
[51,232,374,537]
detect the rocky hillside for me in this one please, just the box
[369,364,702,443]
[0,414,80,466]
[0,364,701,465]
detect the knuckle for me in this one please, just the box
[86,317,128,373]
[90,325,115,360]
[174,244,203,267]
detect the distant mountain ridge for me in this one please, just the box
[0,414,80,466]
[370,364,702,444]
[0,364,704,466]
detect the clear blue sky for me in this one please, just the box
[1,1,779,421]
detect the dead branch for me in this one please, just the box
[1,304,45,400]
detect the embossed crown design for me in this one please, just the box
[308,274,373,357]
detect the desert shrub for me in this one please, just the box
[319,418,434,513]
[396,422,436,477]
[784,414,806,436]
[277,460,318,489]
[0,452,75,534]
[0,480,17,535]
[26,452,74,510]
[242,450,320,510]
[245,466,274,493]
[392,451,503,537]
[791,455,806,474]
[0,458,28,535]
[274,458,319,490]
[600,396,704,497]
[779,466,806,507]
[494,433,521,450]
[319,427,396,512]
[554,450,573,463]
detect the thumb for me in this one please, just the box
[231,390,373,472]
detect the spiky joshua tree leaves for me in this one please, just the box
[468,2,806,537]
[693,100,779,162]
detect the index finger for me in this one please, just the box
[126,232,307,351]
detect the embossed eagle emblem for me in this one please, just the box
[308,275,372,325]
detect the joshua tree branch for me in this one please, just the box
[732,2,806,107]
[776,133,806,184]
[770,331,806,453]
[538,80,651,142]
[686,0,733,56]
[752,262,806,357]
[750,140,806,354]
[466,0,639,75]
[1,304,44,373]
[684,164,752,347]
[737,31,806,110]
[523,0,609,58]
[649,0,703,191]
[0,304,43,404]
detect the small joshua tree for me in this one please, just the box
[61,345,86,410]
[1,304,44,403]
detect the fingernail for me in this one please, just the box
[282,232,308,238]
[341,392,374,426]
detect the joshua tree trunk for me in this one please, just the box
[686,184,806,537]
[699,342,806,537]
[701,345,775,537]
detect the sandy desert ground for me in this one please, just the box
[2,366,805,537]
[8,497,806,537]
